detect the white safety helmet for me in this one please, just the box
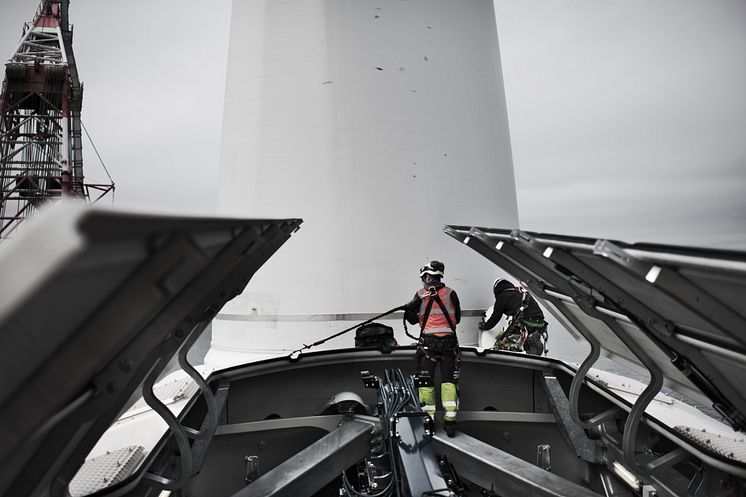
[419,260,445,278]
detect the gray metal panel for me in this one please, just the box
[68,446,144,497]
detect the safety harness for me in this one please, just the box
[405,287,460,369]
[497,287,548,355]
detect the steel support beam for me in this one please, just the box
[542,373,602,463]
[231,417,377,497]
[432,431,601,497]
[215,414,350,436]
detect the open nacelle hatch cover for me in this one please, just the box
[0,203,301,496]
[445,225,746,432]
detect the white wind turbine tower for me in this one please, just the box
[209,0,519,366]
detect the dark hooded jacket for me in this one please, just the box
[482,280,544,331]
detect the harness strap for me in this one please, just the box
[432,292,457,332]
[420,288,456,333]
[513,287,530,319]
[505,287,531,331]
[420,291,437,330]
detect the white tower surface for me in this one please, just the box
[209,0,518,365]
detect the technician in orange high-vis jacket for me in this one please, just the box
[404,260,461,437]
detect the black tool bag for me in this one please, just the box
[355,322,398,351]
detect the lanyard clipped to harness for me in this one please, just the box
[402,291,436,341]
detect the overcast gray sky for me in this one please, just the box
[2,0,745,249]
[494,1,746,249]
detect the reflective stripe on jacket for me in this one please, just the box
[418,286,456,335]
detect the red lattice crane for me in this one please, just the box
[0,0,113,240]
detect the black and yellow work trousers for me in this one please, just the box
[415,337,459,423]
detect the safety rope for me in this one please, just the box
[402,314,420,341]
[289,304,407,359]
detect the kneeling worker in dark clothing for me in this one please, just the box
[479,278,548,355]
[405,260,461,437]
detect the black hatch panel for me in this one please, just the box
[0,203,301,496]
[445,225,746,431]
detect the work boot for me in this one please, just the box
[444,420,456,438]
